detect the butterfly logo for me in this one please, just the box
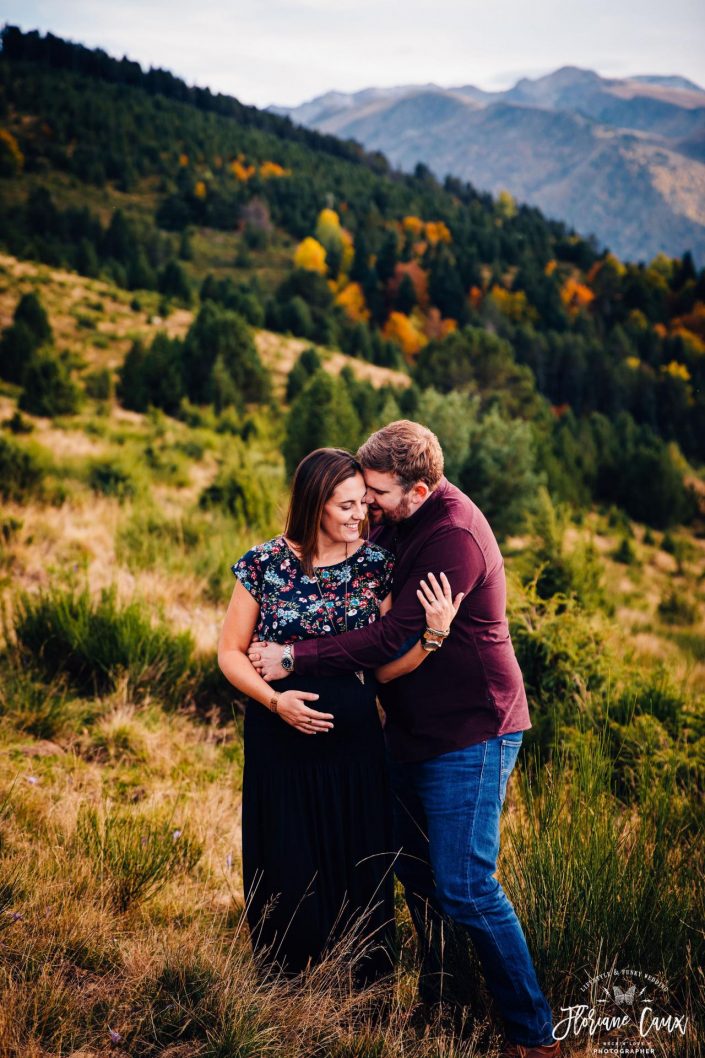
[613,985,637,1006]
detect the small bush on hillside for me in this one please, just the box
[199,461,276,528]
[521,488,607,610]
[612,536,636,565]
[3,410,33,434]
[10,584,195,699]
[18,351,81,417]
[88,459,137,501]
[0,435,45,501]
[84,367,113,400]
[658,589,698,626]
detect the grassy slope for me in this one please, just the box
[1,259,704,1054]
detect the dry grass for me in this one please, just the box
[0,251,410,397]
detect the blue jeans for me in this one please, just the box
[387,733,555,1047]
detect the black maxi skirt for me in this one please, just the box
[242,672,396,983]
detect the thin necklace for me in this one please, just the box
[312,542,365,685]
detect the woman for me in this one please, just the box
[218,448,461,983]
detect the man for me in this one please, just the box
[250,420,558,1058]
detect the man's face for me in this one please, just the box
[362,468,415,525]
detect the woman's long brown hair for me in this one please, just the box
[284,448,364,576]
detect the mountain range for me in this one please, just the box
[272,67,705,263]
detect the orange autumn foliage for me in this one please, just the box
[424,308,457,341]
[388,261,429,309]
[259,160,289,179]
[231,159,256,181]
[468,286,483,310]
[560,277,595,314]
[383,311,427,359]
[671,301,705,342]
[178,152,189,167]
[0,129,24,173]
[193,180,207,199]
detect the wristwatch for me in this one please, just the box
[282,644,295,673]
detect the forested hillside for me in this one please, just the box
[1,26,704,533]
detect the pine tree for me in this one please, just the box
[19,352,81,417]
[282,370,361,475]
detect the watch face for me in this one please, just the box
[282,652,293,671]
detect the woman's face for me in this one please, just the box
[319,472,368,545]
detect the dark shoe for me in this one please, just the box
[499,1041,561,1058]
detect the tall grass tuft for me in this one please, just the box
[8,583,195,700]
[0,651,73,738]
[74,803,202,912]
[502,731,704,1034]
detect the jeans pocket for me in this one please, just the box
[499,735,522,805]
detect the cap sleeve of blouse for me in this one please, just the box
[230,545,265,603]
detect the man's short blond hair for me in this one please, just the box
[357,420,444,491]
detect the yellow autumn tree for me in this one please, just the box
[314,209,354,277]
[661,361,691,382]
[335,282,369,322]
[487,284,537,323]
[294,237,327,274]
[316,208,342,245]
[496,190,517,220]
[402,215,424,236]
[424,220,452,245]
[194,180,207,200]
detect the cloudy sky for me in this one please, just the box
[3,0,704,108]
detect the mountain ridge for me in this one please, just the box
[273,66,705,262]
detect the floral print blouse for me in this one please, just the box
[231,535,395,645]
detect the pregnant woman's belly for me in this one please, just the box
[244,673,383,765]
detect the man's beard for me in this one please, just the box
[371,492,413,525]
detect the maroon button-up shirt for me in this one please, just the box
[294,477,531,762]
